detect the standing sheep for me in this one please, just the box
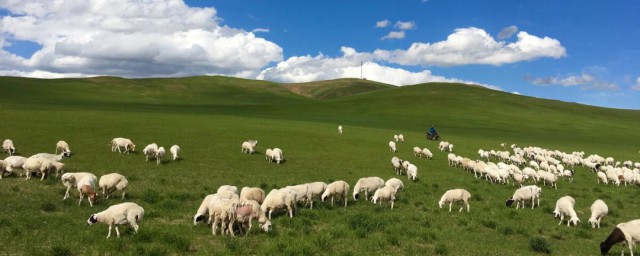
[3,139,16,155]
[384,178,404,194]
[3,155,27,177]
[600,219,640,256]
[272,148,284,164]
[589,199,609,229]
[555,196,580,226]
[305,182,328,209]
[170,145,180,161]
[338,125,343,134]
[55,140,70,154]
[389,141,397,153]
[422,148,433,159]
[321,180,350,207]
[87,202,144,238]
[505,185,542,209]
[142,143,158,162]
[438,189,471,212]
[226,199,272,236]
[261,189,295,219]
[265,149,274,161]
[353,177,385,200]
[241,140,258,154]
[155,147,165,165]
[240,187,266,205]
[217,185,239,195]
[77,175,99,207]
[371,185,397,209]
[407,164,418,181]
[98,173,128,199]
[61,172,97,200]
[111,138,135,153]
[398,134,404,143]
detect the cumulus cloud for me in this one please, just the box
[395,21,416,30]
[382,31,405,40]
[498,25,518,39]
[0,0,283,77]
[631,77,640,91]
[373,27,566,66]
[257,46,501,90]
[376,19,390,28]
[530,73,619,91]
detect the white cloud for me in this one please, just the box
[381,31,405,40]
[373,27,566,66]
[0,0,283,77]
[395,21,416,30]
[530,73,619,91]
[512,92,521,95]
[631,77,640,91]
[376,19,390,28]
[257,46,502,90]
[498,25,518,39]
[252,28,270,33]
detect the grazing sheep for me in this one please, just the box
[384,178,404,193]
[505,185,542,209]
[543,172,558,189]
[389,141,397,153]
[61,172,97,200]
[77,175,99,207]
[265,148,274,161]
[353,177,385,201]
[421,148,433,159]
[338,125,343,134]
[51,162,65,178]
[589,199,609,229]
[2,139,16,155]
[555,196,580,226]
[413,147,423,157]
[321,180,350,207]
[55,140,70,154]
[393,134,399,142]
[407,164,418,181]
[170,145,180,160]
[226,199,272,236]
[240,187,266,205]
[142,143,158,162]
[155,147,165,165]
[194,194,218,225]
[305,182,328,209]
[272,148,284,164]
[553,195,575,218]
[217,185,239,195]
[87,202,144,238]
[597,171,608,184]
[261,189,296,219]
[22,157,54,180]
[448,144,454,152]
[30,151,71,162]
[398,134,404,143]
[600,219,640,256]
[3,155,27,176]
[241,140,258,154]
[111,138,135,153]
[371,185,397,209]
[98,173,128,199]
[391,156,404,175]
[284,184,310,207]
[209,197,240,235]
[438,141,450,152]
[438,189,471,212]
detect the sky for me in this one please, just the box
[0,0,639,109]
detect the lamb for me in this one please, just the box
[272,148,284,164]
[225,199,272,236]
[589,199,608,229]
[505,185,542,209]
[384,178,404,193]
[241,140,258,154]
[143,143,158,162]
[87,202,144,238]
[261,189,295,219]
[338,125,343,134]
[155,147,165,165]
[217,185,239,195]
[438,189,471,212]
[2,139,16,155]
[55,140,70,154]
[321,180,350,207]
[61,172,97,200]
[304,182,328,209]
[389,141,397,153]
[77,175,99,206]
[371,185,397,209]
[240,187,266,205]
[555,196,580,226]
[600,219,640,256]
[111,138,136,153]
[421,148,433,159]
[170,145,180,160]
[98,173,128,199]
[353,177,385,200]
[407,164,418,181]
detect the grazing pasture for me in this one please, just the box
[1,76,640,255]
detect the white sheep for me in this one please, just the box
[170,145,180,160]
[421,148,433,159]
[226,199,272,236]
[305,182,328,209]
[338,125,343,134]
[384,178,404,193]
[321,180,350,207]
[599,219,640,255]
[555,196,580,226]
[22,156,54,180]
[407,164,418,181]
[2,155,27,176]
[55,140,70,154]
[553,195,575,218]
[209,197,240,235]
[2,139,16,155]
[261,189,295,219]
[240,187,266,205]
[30,151,71,162]
[111,138,135,153]
[142,143,158,162]
[505,185,542,209]
[194,192,239,226]
[398,134,404,143]
[588,199,608,228]
[389,141,397,153]
[393,134,399,142]
[283,184,310,206]
[391,156,404,175]
[371,185,397,209]
[272,148,284,164]
[353,177,385,200]
[597,171,608,184]
[61,172,97,200]
[438,189,471,212]
[448,143,454,152]
[413,147,423,157]
[542,172,558,189]
[155,147,165,165]
[98,173,128,199]
[241,140,258,154]
[217,185,239,195]
[87,202,144,238]
[50,162,65,178]
[265,148,274,161]
[77,175,99,207]
[438,141,449,152]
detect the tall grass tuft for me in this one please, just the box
[530,236,552,254]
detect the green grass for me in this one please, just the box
[1,76,640,255]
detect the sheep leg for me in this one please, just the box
[115,226,120,238]
[466,202,470,212]
[107,225,112,238]
[558,216,563,225]
[287,205,293,218]
[79,194,83,206]
[391,201,394,209]
[449,202,452,212]
[64,186,71,200]
[212,218,218,236]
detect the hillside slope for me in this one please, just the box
[281,78,394,99]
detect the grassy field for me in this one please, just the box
[1,76,640,255]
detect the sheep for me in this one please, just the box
[353,177,385,201]
[505,185,542,209]
[393,134,399,142]
[305,182,328,209]
[51,162,65,178]
[447,153,457,167]
[226,199,272,236]
[155,147,165,165]
[0,160,5,179]
[553,195,575,217]
[217,185,239,195]
[261,189,295,219]
[2,155,27,176]
[272,148,284,164]
[438,189,471,212]
[371,185,397,209]
[384,178,404,194]
[438,141,450,152]
[209,197,240,235]
[241,140,258,154]
[321,180,350,207]
[2,139,16,155]
[98,173,128,199]
[55,140,70,154]
[61,172,97,200]
[597,171,608,184]
[512,172,526,187]
[265,148,274,161]
[389,141,397,153]
[398,134,404,143]
[392,156,404,175]
[77,175,99,207]
[589,199,608,229]
[143,143,158,162]
[338,125,343,134]
[562,169,575,182]
[111,138,135,153]
[30,151,71,162]
[543,172,558,189]
[448,144,454,152]
[413,147,423,157]
[240,187,266,205]
[555,196,580,226]
[194,192,239,226]
[87,202,144,238]
[407,164,418,181]
[421,148,433,159]
[600,219,640,256]
[170,145,180,160]
[283,184,310,207]
[22,157,54,180]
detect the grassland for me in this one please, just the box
[1,76,640,255]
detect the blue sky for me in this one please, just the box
[1,1,639,109]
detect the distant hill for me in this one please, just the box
[281,78,394,100]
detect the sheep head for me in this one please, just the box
[505,198,515,207]
[87,214,98,225]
